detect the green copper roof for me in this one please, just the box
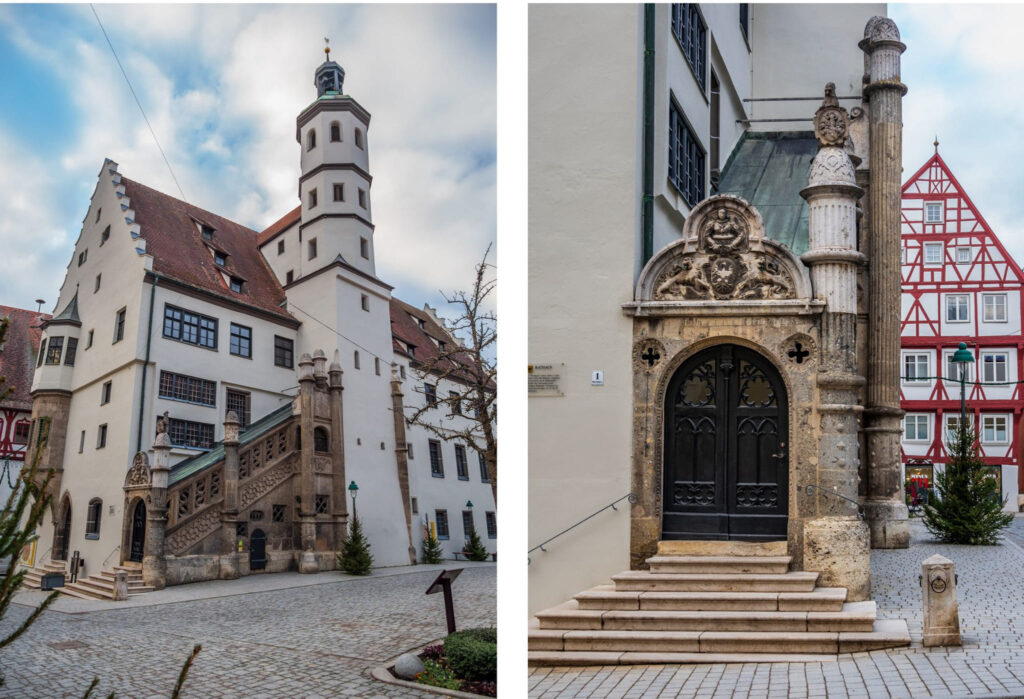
[715,131,818,256]
[168,403,293,485]
[50,291,81,324]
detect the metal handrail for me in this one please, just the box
[528,493,635,564]
[30,546,52,569]
[102,545,121,568]
[805,484,865,519]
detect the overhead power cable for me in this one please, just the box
[90,4,188,202]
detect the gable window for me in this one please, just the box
[671,4,707,91]
[277,239,285,255]
[86,499,102,539]
[229,277,244,293]
[307,128,316,150]
[360,237,369,259]
[308,238,318,260]
[925,202,943,223]
[455,445,469,480]
[424,383,437,406]
[333,183,345,202]
[923,242,943,265]
[286,270,294,284]
[200,224,215,241]
[97,423,108,449]
[361,294,369,312]
[902,352,930,384]
[956,246,972,264]
[308,188,318,209]
[229,323,252,358]
[485,511,497,539]
[353,350,360,370]
[274,336,294,368]
[668,99,705,207]
[479,453,490,482]
[945,294,969,323]
[100,225,110,245]
[45,336,63,365]
[78,249,88,267]
[214,251,227,266]
[983,294,1007,323]
[903,414,929,442]
[330,121,341,142]
[429,439,444,477]
[163,305,217,349]
[101,380,112,405]
[462,510,474,541]
[63,338,78,366]
[981,352,1009,383]
[168,418,215,449]
[94,274,102,292]
[225,389,251,427]
[354,128,364,150]
[158,371,217,406]
[358,189,367,209]
[983,415,1010,444]
[435,509,449,539]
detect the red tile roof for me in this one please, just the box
[389,297,491,387]
[0,305,50,410]
[123,178,294,322]
[257,206,300,247]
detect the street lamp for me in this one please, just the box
[348,480,359,520]
[951,342,975,427]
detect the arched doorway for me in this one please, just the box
[54,496,72,561]
[250,529,267,571]
[128,499,146,562]
[662,344,788,540]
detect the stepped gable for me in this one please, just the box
[256,205,301,248]
[121,177,294,322]
[390,297,490,386]
[0,305,50,410]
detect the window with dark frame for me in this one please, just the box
[101,380,112,405]
[308,238,318,260]
[361,294,369,312]
[274,336,294,368]
[429,439,444,477]
[462,510,474,541]
[307,128,316,150]
[78,249,88,267]
[168,418,215,449]
[86,499,102,538]
[45,336,63,365]
[455,445,469,480]
[374,357,380,376]
[78,430,85,453]
[435,509,449,539]
[230,277,244,293]
[314,427,329,452]
[333,183,344,201]
[163,305,217,349]
[360,237,369,259]
[96,207,102,223]
[63,337,78,366]
[114,308,127,343]
[277,239,285,255]
[315,494,329,514]
[668,99,705,207]
[101,225,110,245]
[671,4,707,91]
[309,188,318,209]
[94,274,102,292]
[424,383,437,406]
[450,391,461,415]
[201,224,215,240]
[97,423,107,449]
[159,371,217,406]
[358,189,367,209]
[214,251,227,266]
[353,350,360,370]
[226,389,251,427]
[479,452,489,482]
[230,323,252,358]
[272,504,286,522]
[355,128,364,149]
[13,421,29,445]
[485,511,496,538]
[87,329,94,349]
[330,122,341,142]
[286,270,294,284]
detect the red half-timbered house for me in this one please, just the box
[0,305,48,486]
[900,149,1024,511]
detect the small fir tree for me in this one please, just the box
[422,532,443,564]
[464,525,489,562]
[338,514,374,575]
[922,416,1014,545]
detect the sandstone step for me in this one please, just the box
[657,540,788,557]
[647,555,792,575]
[575,585,847,612]
[612,570,819,593]
[527,650,839,666]
[58,584,104,600]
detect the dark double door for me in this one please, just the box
[663,344,788,540]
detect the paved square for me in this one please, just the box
[530,516,1024,698]
[0,564,495,697]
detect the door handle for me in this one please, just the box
[771,452,785,459]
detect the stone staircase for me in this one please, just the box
[59,563,154,600]
[21,560,67,589]
[528,542,910,665]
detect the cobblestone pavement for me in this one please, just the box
[0,566,495,698]
[529,516,1024,698]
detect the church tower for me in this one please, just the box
[294,43,375,276]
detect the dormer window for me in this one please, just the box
[214,251,227,267]
[330,122,341,142]
[230,277,244,293]
[354,128,364,150]
[307,129,317,151]
[200,224,214,241]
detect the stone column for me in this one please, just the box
[390,364,417,565]
[297,353,319,573]
[143,432,171,589]
[860,16,910,549]
[219,411,242,579]
[799,85,871,601]
[328,359,349,552]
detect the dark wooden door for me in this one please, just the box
[54,501,71,561]
[663,344,788,540]
[129,500,146,562]
[250,529,267,571]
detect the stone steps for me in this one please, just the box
[646,555,792,575]
[57,567,152,601]
[20,561,67,589]
[611,570,820,592]
[575,584,848,611]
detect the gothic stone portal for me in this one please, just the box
[664,344,788,540]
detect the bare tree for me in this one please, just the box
[405,247,497,503]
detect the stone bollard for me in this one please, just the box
[921,554,962,647]
[112,571,129,601]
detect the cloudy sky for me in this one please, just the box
[0,4,495,317]
[893,4,1024,265]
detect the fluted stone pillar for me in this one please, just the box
[860,16,910,549]
[390,364,417,565]
[297,353,319,573]
[143,433,171,589]
[328,359,349,552]
[799,85,871,600]
[219,411,242,579]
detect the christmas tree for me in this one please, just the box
[422,531,443,564]
[338,514,374,575]
[465,524,489,562]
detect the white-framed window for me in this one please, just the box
[944,414,974,441]
[925,202,943,223]
[944,351,974,383]
[983,294,1007,323]
[945,294,969,322]
[903,414,930,442]
[902,352,931,383]
[982,415,1010,444]
[981,352,1009,383]
[956,246,972,264]
[924,242,943,265]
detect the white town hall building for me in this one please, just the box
[20,54,495,595]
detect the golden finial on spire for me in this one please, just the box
[324,37,330,60]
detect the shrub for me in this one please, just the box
[444,627,497,682]
[338,514,374,575]
[421,644,445,661]
[415,659,461,691]
[464,526,489,562]
[462,680,497,697]
[422,533,443,564]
